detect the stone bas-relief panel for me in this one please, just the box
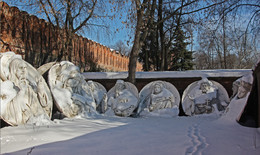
[137,81,180,117]
[0,52,53,126]
[232,74,253,100]
[0,52,246,126]
[48,61,101,118]
[182,78,230,116]
[230,79,241,100]
[223,74,253,120]
[106,80,139,117]
[84,80,108,114]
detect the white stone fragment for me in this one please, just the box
[0,52,53,126]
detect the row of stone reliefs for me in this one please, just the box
[0,1,142,72]
[0,52,252,126]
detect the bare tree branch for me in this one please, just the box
[39,0,52,24]
[72,0,97,33]
[46,0,60,27]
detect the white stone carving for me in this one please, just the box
[137,81,180,117]
[230,79,241,100]
[84,80,108,113]
[223,74,253,121]
[229,74,253,101]
[48,61,97,118]
[182,78,230,116]
[228,73,253,101]
[236,74,253,99]
[0,52,53,126]
[106,80,138,117]
[37,62,57,75]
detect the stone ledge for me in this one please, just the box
[83,69,252,79]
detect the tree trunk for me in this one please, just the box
[128,6,143,84]
[158,0,165,71]
[145,48,149,71]
[156,29,160,71]
[222,10,227,69]
[128,0,153,83]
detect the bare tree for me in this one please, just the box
[127,0,226,83]
[9,0,109,68]
[127,0,156,83]
[195,0,260,69]
[111,40,131,56]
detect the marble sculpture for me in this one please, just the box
[229,74,253,101]
[224,74,253,120]
[236,74,253,99]
[48,61,98,118]
[0,52,53,126]
[137,81,180,117]
[85,80,108,113]
[182,78,230,116]
[0,52,244,124]
[230,79,241,100]
[106,80,139,117]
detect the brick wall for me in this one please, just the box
[0,1,143,72]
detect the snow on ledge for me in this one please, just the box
[83,69,252,80]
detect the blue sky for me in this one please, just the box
[3,0,132,48]
[3,0,259,53]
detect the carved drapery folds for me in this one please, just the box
[106,80,139,117]
[48,61,99,118]
[2,53,248,127]
[182,78,230,116]
[137,81,180,117]
[0,52,53,126]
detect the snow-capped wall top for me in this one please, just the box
[83,69,252,80]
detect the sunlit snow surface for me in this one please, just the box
[1,93,259,155]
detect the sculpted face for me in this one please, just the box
[16,62,27,80]
[200,82,210,93]
[116,83,125,92]
[154,84,162,94]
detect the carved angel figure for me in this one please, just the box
[182,78,230,116]
[137,81,180,117]
[48,61,97,118]
[0,52,53,126]
[106,80,138,117]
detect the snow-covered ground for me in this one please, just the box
[1,95,260,155]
